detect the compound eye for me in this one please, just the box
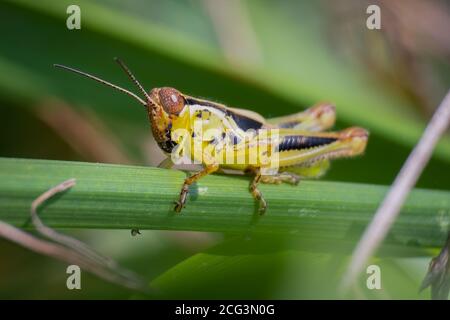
[159,87,185,115]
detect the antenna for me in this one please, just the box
[113,57,154,104]
[54,63,147,107]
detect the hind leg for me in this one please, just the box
[266,103,335,131]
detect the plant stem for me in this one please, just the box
[0,157,449,247]
[342,90,450,290]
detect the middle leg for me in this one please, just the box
[249,168,268,215]
[174,163,219,213]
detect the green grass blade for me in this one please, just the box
[150,236,431,299]
[0,157,449,248]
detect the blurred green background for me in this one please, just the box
[0,0,449,299]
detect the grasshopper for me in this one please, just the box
[55,58,368,214]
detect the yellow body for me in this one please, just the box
[169,100,367,178]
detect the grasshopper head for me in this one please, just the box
[146,87,188,153]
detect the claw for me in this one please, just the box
[173,200,184,213]
[258,198,267,215]
[174,185,189,213]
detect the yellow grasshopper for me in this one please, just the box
[55,58,368,214]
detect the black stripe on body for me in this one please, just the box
[230,113,263,131]
[277,135,337,152]
[185,97,263,131]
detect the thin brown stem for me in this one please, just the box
[341,90,450,291]
[0,179,150,292]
